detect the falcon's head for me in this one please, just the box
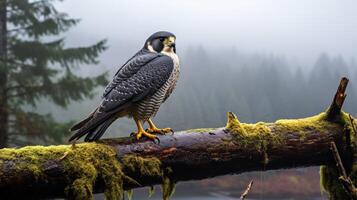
[144,31,176,54]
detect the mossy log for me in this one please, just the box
[0,111,354,199]
[0,77,355,200]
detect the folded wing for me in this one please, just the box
[69,54,174,141]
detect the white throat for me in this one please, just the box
[147,43,157,53]
[161,50,180,67]
[146,42,179,66]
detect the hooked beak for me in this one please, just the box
[164,37,176,53]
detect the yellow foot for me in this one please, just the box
[134,129,160,143]
[147,127,173,135]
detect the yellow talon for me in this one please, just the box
[147,119,173,134]
[135,130,158,140]
[147,127,173,134]
[134,119,159,143]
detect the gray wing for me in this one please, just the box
[70,54,174,139]
[100,54,174,112]
[102,52,159,97]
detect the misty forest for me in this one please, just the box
[0,0,356,200]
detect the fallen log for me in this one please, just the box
[0,78,355,200]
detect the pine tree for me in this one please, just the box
[0,0,108,147]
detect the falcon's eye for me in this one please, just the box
[159,38,165,42]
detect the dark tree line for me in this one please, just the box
[0,0,108,147]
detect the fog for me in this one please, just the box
[32,1,356,199]
[56,0,357,67]
[45,0,357,135]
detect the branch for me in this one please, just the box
[331,142,348,179]
[240,180,253,200]
[0,78,355,199]
[349,114,357,137]
[330,142,357,199]
[327,77,349,119]
[0,111,353,199]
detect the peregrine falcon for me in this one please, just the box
[69,31,180,142]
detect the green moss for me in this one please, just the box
[148,185,155,197]
[0,145,70,182]
[0,143,172,200]
[275,112,331,141]
[273,111,356,200]
[162,175,176,200]
[329,112,356,163]
[226,112,247,136]
[225,111,356,168]
[320,166,352,200]
[225,112,281,163]
[239,122,279,154]
[0,143,126,200]
[126,189,133,200]
[120,156,176,200]
[319,112,357,200]
[121,154,162,178]
[185,128,216,133]
[65,177,93,200]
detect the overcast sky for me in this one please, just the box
[55,0,357,66]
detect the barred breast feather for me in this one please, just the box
[134,52,180,120]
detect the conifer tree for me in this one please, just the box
[0,0,108,147]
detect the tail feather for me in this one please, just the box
[69,105,129,142]
[68,115,117,142]
[84,117,116,142]
[68,129,88,142]
[70,116,92,132]
[69,109,97,131]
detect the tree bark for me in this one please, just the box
[0,0,8,148]
[0,111,354,199]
